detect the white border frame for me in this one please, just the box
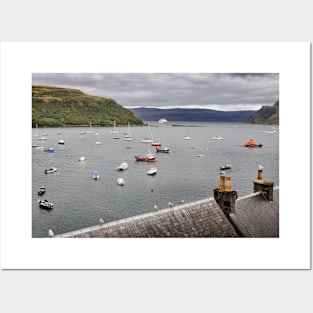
[0,42,311,269]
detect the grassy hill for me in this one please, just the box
[246,101,279,125]
[32,85,144,127]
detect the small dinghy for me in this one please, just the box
[38,186,46,196]
[117,178,125,186]
[58,139,65,145]
[92,171,100,179]
[44,167,57,174]
[220,164,232,170]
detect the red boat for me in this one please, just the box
[135,151,156,162]
[151,142,161,146]
[241,138,263,147]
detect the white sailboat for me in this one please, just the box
[141,124,153,143]
[109,120,118,133]
[113,121,120,139]
[34,124,39,137]
[124,122,132,141]
[87,122,93,133]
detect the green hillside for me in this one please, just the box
[247,101,279,125]
[32,85,144,127]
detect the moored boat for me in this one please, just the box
[38,199,54,210]
[156,146,170,153]
[117,178,125,186]
[38,186,46,195]
[44,148,55,153]
[117,162,128,171]
[241,138,263,147]
[135,151,156,162]
[58,139,65,144]
[220,164,232,170]
[147,167,157,175]
[212,135,224,140]
[92,170,100,179]
[44,167,57,174]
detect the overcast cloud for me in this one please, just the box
[32,73,279,111]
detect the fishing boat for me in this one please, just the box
[117,178,125,186]
[38,186,46,196]
[220,164,232,170]
[117,162,128,171]
[212,135,224,140]
[79,156,87,161]
[38,199,54,210]
[147,167,157,175]
[58,139,65,145]
[92,171,100,179]
[241,138,263,148]
[44,148,55,153]
[44,167,57,174]
[135,151,156,162]
[156,146,170,153]
[158,118,168,124]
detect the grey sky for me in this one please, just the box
[32,73,279,111]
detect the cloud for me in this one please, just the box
[32,73,279,110]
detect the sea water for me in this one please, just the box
[32,122,279,237]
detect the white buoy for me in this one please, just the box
[99,217,105,225]
[48,229,54,237]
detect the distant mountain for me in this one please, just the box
[129,107,255,123]
[247,101,279,125]
[32,85,144,127]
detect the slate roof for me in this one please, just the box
[55,187,279,238]
[229,187,279,237]
[56,198,238,238]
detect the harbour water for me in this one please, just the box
[32,122,279,237]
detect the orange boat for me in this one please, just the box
[241,138,263,148]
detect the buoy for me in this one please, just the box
[48,229,54,237]
[151,189,154,192]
